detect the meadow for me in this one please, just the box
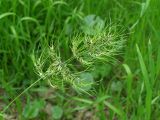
[0,0,160,119]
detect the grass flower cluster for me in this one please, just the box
[72,26,126,66]
[34,26,126,91]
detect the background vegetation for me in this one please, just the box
[0,0,160,119]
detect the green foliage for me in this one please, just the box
[74,72,94,91]
[22,99,46,119]
[0,114,4,120]
[52,106,63,119]
[111,81,123,92]
[0,12,15,20]
[1,0,160,119]
[81,14,105,35]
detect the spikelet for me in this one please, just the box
[71,25,126,67]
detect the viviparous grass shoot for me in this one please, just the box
[0,0,160,119]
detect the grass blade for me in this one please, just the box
[123,64,133,111]
[136,44,152,120]
[0,12,15,20]
[104,101,123,117]
[156,47,160,78]
[148,40,155,85]
[20,17,39,25]
[72,97,93,104]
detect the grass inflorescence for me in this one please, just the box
[33,25,126,93]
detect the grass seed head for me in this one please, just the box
[34,25,126,92]
[71,25,126,67]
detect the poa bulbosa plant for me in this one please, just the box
[1,21,126,114]
[34,24,126,92]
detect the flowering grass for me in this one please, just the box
[0,0,160,119]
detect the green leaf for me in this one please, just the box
[140,0,150,17]
[0,12,15,20]
[104,101,123,117]
[52,106,63,119]
[20,17,39,24]
[136,45,151,91]
[72,97,93,104]
[81,14,105,35]
[64,23,73,35]
[23,99,45,119]
[111,81,123,92]
[74,72,94,91]
[91,64,111,79]
[136,44,152,120]
[0,113,4,120]
[123,64,133,108]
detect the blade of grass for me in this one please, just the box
[156,47,160,78]
[104,101,123,117]
[140,0,150,17]
[72,97,93,104]
[1,78,43,114]
[0,12,15,20]
[20,17,39,25]
[136,44,152,120]
[123,64,133,111]
[148,40,155,85]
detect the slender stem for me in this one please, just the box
[1,78,43,113]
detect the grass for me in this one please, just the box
[0,0,160,119]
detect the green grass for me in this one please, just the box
[0,0,160,119]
